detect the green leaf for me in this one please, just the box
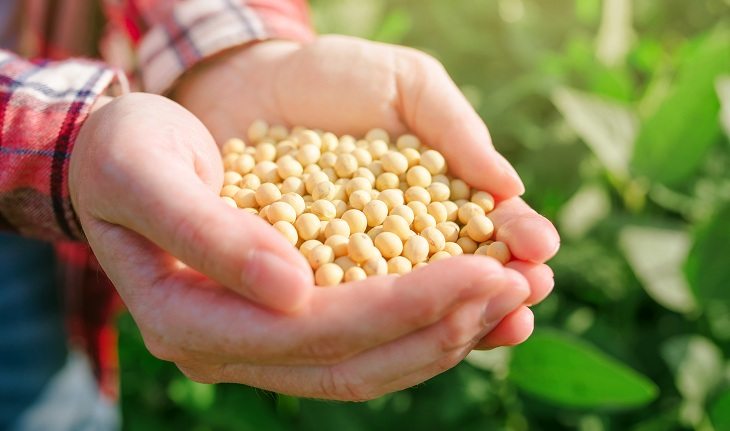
[508,329,658,409]
[595,0,633,66]
[310,0,383,38]
[717,75,730,139]
[632,27,730,185]
[661,335,724,427]
[618,225,696,313]
[685,204,730,305]
[552,87,637,178]
[575,0,601,25]
[372,8,412,43]
[710,390,730,431]
[558,184,611,240]
[661,335,723,402]
[630,407,680,431]
[465,348,510,377]
[706,301,730,341]
[167,378,215,411]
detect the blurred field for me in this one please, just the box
[118,1,730,430]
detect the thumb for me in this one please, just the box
[123,168,313,312]
[72,93,313,312]
[394,49,525,200]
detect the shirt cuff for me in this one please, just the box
[138,0,315,95]
[0,50,126,241]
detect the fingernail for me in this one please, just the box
[497,153,525,195]
[482,279,529,324]
[242,250,312,311]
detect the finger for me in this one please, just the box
[82,218,175,309]
[135,180,311,311]
[487,197,560,263]
[505,261,555,305]
[393,48,524,200]
[136,255,517,366]
[78,95,313,312]
[200,272,530,399]
[81,220,304,363]
[314,272,530,399]
[92,218,523,368]
[107,157,312,312]
[474,306,534,350]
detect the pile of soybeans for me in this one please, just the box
[219,120,511,286]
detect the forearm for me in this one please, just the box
[0,50,121,241]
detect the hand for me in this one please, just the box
[69,93,543,400]
[173,35,560,349]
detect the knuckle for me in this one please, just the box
[404,299,440,329]
[168,208,220,275]
[138,320,188,364]
[405,49,445,73]
[394,47,448,86]
[177,364,220,384]
[320,366,376,402]
[135,310,180,362]
[434,349,467,374]
[438,311,478,353]
[142,336,182,362]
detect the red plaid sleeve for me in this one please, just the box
[130,0,315,94]
[0,50,123,240]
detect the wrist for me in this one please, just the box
[69,94,119,227]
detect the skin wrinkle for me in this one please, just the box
[142,277,288,362]
[506,261,554,305]
[379,331,492,396]
[476,306,535,350]
[201,294,507,400]
[332,265,504,367]
[348,294,517,398]
[283,270,480,365]
[193,260,516,368]
[83,224,195,364]
[137,256,514,367]
[288,266,494,365]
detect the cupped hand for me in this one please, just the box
[173,35,560,349]
[69,93,542,400]
[70,93,313,312]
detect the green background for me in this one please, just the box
[118,1,730,429]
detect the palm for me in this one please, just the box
[262,36,409,136]
[177,37,396,142]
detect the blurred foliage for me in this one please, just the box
[119,0,730,429]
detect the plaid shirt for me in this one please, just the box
[1,0,313,398]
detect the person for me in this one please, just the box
[0,0,560,429]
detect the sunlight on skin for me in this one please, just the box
[69,35,558,400]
